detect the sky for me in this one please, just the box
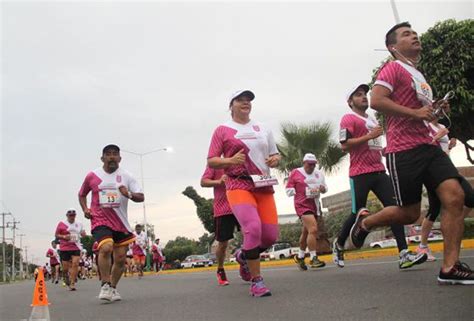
[1,0,472,265]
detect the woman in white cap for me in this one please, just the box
[286,153,327,270]
[55,208,86,290]
[207,89,280,297]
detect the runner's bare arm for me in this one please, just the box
[78,195,92,219]
[201,175,227,188]
[118,185,144,203]
[371,85,435,121]
[208,149,246,169]
[341,127,383,152]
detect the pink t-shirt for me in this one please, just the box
[207,120,279,193]
[46,248,60,265]
[374,61,435,153]
[286,167,327,216]
[78,167,142,233]
[340,112,385,177]
[201,166,233,217]
[55,221,84,252]
[152,244,163,260]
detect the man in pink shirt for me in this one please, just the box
[151,238,164,273]
[55,208,86,291]
[286,153,327,270]
[334,84,426,270]
[350,22,472,284]
[46,240,61,284]
[79,144,145,301]
[201,166,239,286]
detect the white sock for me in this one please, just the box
[310,251,317,259]
[298,249,305,259]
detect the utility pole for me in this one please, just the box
[7,219,20,281]
[18,234,25,279]
[1,212,12,282]
[24,246,29,278]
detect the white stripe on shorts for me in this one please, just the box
[388,153,403,206]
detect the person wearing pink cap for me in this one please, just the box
[286,153,327,270]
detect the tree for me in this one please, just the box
[372,19,474,163]
[197,233,214,254]
[162,236,199,263]
[80,235,94,256]
[278,223,302,246]
[277,121,347,175]
[182,186,215,234]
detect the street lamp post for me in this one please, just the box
[121,147,172,243]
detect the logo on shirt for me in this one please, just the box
[252,125,260,132]
[116,175,122,183]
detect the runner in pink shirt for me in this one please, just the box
[79,144,145,301]
[55,208,86,291]
[207,90,280,297]
[286,153,327,270]
[132,224,148,278]
[151,238,164,273]
[46,240,61,284]
[349,22,473,285]
[201,166,238,285]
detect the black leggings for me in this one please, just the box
[337,171,408,252]
[426,176,474,222]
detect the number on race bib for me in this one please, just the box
[99,189,121,208]
[250,175,279,188]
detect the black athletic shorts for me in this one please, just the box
[350,171,396,214]
[215,215,240,242]
[91,225,135,249]
[60,250,81,262]
[426,175,474,222]
[386,144,460,207]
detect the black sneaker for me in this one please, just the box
[350,208,371,248]
[332,239,345,268]
[293,255,307,271]
[310,257,326,269]
[438,261,474,285]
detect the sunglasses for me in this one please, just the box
[67,211,76,215]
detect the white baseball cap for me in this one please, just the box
[66,208,77,215]
[229,90,255,105]
[345,84,370,103]
[303,153,318,164]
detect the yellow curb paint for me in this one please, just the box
[144,239,474,276]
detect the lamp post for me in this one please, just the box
[121,147,172,244]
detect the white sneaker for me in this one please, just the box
[111,288,121,301]
[99,283,112,301]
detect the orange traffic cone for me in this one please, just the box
[29,267,51,321]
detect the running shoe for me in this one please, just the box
[249,277,271,297]
[217,269,230,286]
[293,255,308,271]
[438,261,474,285]
[399,249,428,269]
[98,283,113,301]
[310,257,326,269]
[235,249,251,282]
[416,245,436,261]
[349,208,371,248]
[111,288,122,301]
[64,275,70,287]
[332,238,345,268]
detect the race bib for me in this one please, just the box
[368,137,383,150]
[305,187,319,199]
[99,188,121,208]
[69,233,80,242]
[250,175,279,188]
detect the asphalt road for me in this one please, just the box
[1,250,473,321]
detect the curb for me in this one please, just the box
[146,238,474,276]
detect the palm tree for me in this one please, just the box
[277,121,346,176]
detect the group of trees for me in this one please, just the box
[176,19,471,262]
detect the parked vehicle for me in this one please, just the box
[260,242,294,260]
[202,253,217,264]
[370,226,444,248]
[180,255,213,268]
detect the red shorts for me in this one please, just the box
[133,255,146,265]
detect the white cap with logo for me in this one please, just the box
[345,84,370,103]
[303,153,318,163]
